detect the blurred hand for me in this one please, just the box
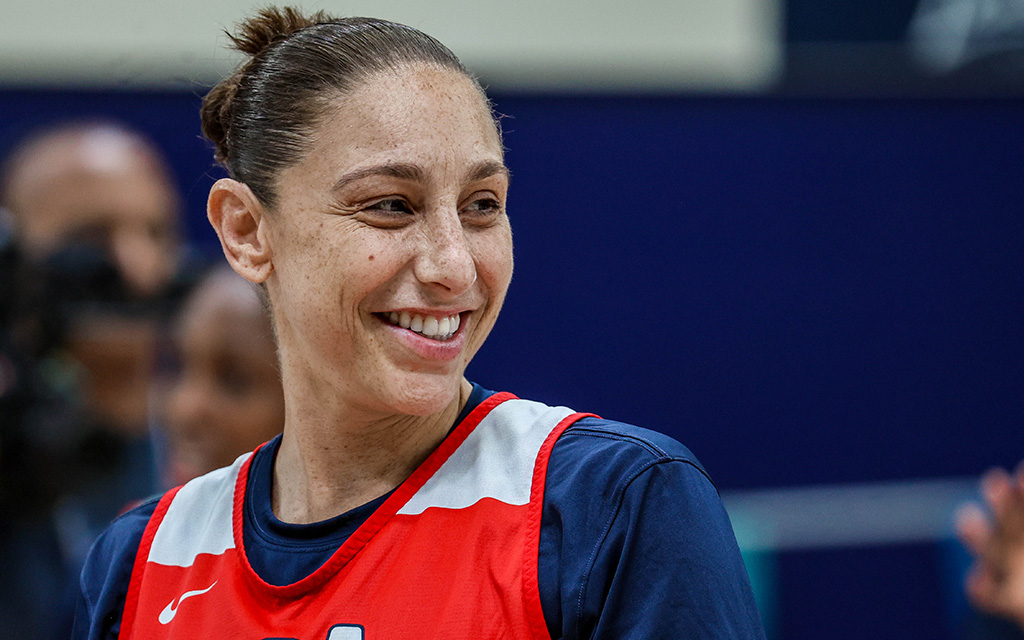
[958,463,1024,629]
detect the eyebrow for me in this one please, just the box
[467,160,511,183]
[331,160,509,192]
[332,163,424,192]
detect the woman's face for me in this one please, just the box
[262,64,512,418]
[163,273,284,483]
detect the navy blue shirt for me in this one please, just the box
[74,384,765,639]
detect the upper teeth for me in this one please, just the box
[388,311,461,339]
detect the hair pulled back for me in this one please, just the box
[201,7,481,208]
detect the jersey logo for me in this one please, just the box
[158,581,219,624]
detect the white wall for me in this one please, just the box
[0,0,781,91]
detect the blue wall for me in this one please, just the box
[485,95,1024,490]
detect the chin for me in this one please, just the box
[379,371,463,417]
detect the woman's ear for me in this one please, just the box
[207,179,274,283]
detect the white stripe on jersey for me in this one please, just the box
[398,399,574,515]
[145,398,575,566]
[148,452,249,567]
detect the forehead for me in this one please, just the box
[295,65,502,182]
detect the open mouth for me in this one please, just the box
[378,311,461,341]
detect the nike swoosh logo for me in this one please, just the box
[158,581,218,624]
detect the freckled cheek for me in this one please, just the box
[475,232,514,295]
[340,251,407,321]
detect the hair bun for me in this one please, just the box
[202,7,333,166]
[227,6,332,57]
[199,80,236,165]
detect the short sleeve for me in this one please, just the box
[538,418,765,640]
[72,498,157,640]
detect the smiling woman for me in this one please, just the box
[73,7,765,640]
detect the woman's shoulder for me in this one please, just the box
[564,415,706,459]
[536,413,766,638]
[81,496,159,589]
[553,414,716,490]
[543,412,729,540]
[477,385,718,497]
[73,495,161,639]
[480,386,711,482]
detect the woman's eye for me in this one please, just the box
[463,197,502,217]
[357,198,415,228]
[367,198,412,214]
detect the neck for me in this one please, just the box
[271,378,471,524]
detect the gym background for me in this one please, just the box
[1,0,1021,637]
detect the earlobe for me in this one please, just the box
[207,178,273,283]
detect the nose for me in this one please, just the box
[413,209,477,295]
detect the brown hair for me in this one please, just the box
[201,7,488,208]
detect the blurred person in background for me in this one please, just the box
[2,121,184,441]
[155,264,284,487]
[0,120,195,639]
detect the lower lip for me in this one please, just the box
[381,317,466,363]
